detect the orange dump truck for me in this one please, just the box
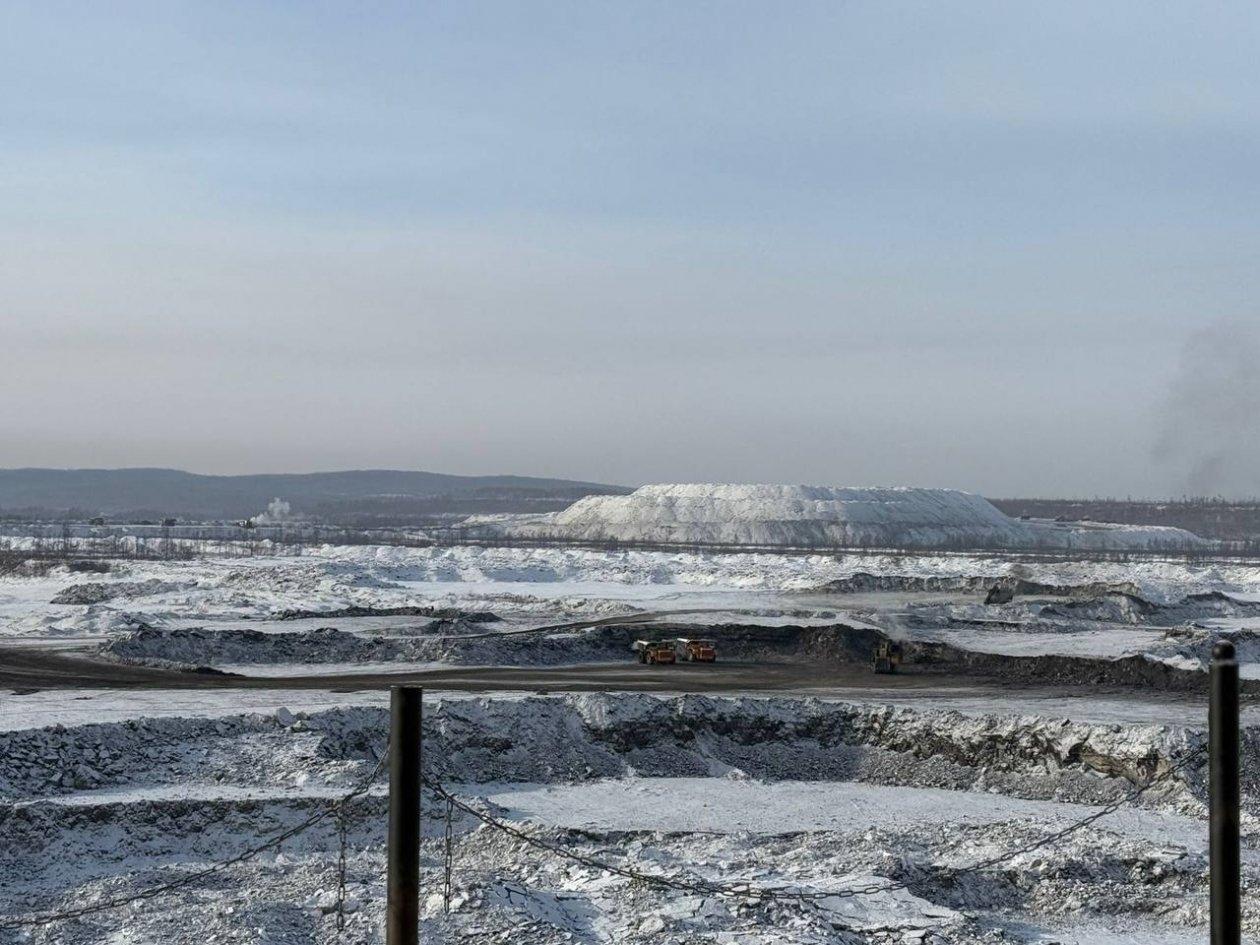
[677,638,717,662]
[633,640,676,664]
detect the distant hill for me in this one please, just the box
[0,468,630,524]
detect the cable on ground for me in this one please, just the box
[423,743,1207,905]
[0,749,388,930]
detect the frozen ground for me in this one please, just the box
[5,544,1260,673]
[2,693,1258,945]
[6,542,1260,642]
[476,777,1210,849]
[3,541,1260,943]
[7,681,1259,737]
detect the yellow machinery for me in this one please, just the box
[873,641,904,674]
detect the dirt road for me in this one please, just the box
[0,644,983,692]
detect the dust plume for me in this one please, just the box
[1154,321,1260,498]
[254,498,295,524]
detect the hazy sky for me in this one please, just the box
[3,2,1259,497]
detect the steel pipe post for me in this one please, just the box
[388,687,422,945]
[1210,640,1240,945]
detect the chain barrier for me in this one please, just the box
[0,749,389,931]
[423,743,1208,906]
[0,735,1210,931]
[443,795,455,915]
[336,798,349,935]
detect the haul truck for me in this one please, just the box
[633,640,676,665]
[676,638,717,662]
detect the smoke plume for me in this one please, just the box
[1154,321,1260,498]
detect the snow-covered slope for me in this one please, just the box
[501,483,1208,551]
[528,484,1028,547]
[1023,518,1211,551]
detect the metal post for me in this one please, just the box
[1210,640,1240,945]
[388,686,422,945]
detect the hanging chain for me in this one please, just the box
[336,800,349,934]
[0,744,389,934]
[443,795,455,914]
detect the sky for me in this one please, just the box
[2,1,1258,498]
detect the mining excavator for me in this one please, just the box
[872,640,904,674]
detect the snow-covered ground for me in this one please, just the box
[2,693,1257,945]
[4,541,1260,639]
[476,776,1211,850]
[4,541,1260,943]
[4,541,1259,691]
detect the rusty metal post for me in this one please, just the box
[388,687,422,945]
[1210,640,1240,945]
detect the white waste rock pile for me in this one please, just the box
[497,483,1208,551]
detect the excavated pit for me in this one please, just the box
[3,693,1257,945]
